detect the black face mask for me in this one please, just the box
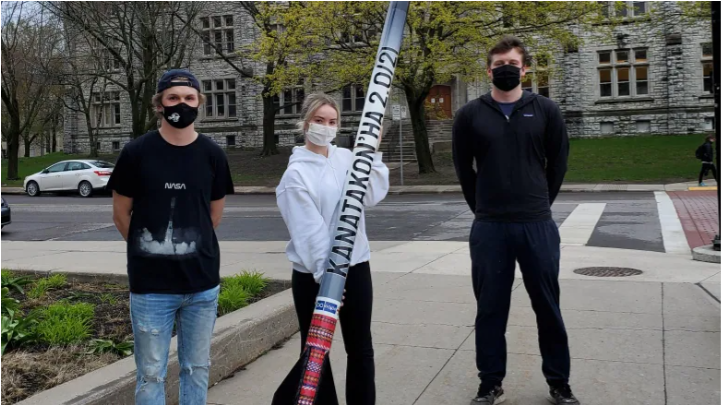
[492,64,521,92]
[162,103,198,129]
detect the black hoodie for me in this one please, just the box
[452,91,569,222]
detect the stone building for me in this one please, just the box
[64,1,714,155]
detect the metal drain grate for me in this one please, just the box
[573,267,643,277]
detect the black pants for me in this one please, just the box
[292,262,375,405]
[470,219,570,391]
[699,163,718,183]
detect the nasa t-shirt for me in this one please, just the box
[107,130,234,294]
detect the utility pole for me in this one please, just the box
[713,1,720,250]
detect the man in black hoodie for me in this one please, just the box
[452,36,577,405]
[697,134,717,187]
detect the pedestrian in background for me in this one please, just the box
[452,36,577,405]
[108,69,234,405]
[696,134,717,187]
[275,93,389,404]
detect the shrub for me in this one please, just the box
[27,274,67,299]
[99,293,118,305]
[217,284,250,316]
[1,270,33,295]
[36,302,94,345]
[1,287,19,315]
[2,311,38,355]
[86,338,134,357]
[223,271,268,296]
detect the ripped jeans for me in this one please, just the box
[130,285,220,405]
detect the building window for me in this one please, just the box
[342,84,365,112]
[200,15,234,56]
[600,122,615,135]
[601,1,646,18]
[632,2,646,16]
[112,141,120,151]
[273,86,305,116]
[226,135,236,147]
[96,142,101,152]
[598,48,649,98]
[521,55,550,98]
[704,117,715,131]
[91,91,121,128]
[636,120,651,132]
[203,79,237,119]
[701,43,713,94]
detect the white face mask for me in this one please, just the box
[305,123,337,147]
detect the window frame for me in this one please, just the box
[701,43,714,95]
[200,14,235,56]
[274,85,306,116]
[597,48,650,99]
[342,84,366,112]
[90,91,121,128]
[202,78,238,119]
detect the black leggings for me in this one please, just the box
[292,262,375,405]
[699,163,718,183]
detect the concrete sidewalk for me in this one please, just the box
[2,241,719,404]
[1,180,717,196]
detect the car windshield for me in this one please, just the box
[91,161,115,169]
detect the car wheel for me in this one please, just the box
[78,181,93,198]
[26,181,40,197]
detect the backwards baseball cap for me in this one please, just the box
[156,69,201,94]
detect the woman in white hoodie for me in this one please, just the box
[276,93,389,404]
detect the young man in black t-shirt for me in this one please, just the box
[453,37,578,405]
[108,69,234,405]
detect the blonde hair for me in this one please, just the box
[296,93,341,134]
[151,77,206,120]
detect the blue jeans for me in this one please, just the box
[130,285,220,405]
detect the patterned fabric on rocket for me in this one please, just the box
[298,313,337,403]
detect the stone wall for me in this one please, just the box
[64,2,714,154]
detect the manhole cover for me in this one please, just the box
[573,267,643,277]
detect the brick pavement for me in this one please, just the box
[668,191,720,248]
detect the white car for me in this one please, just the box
[24,159,115,197]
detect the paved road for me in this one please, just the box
[1,192,667,252]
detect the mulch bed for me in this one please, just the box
[1,277,289,404]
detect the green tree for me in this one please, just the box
[300,1,606,174]
[183,2,316,156]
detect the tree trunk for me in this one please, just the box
[52,126,57,152]
[23,135,32,158]
[260,82,279,156]
[405,92,436,174]
[84,111,99,158]
[5,118,21,181]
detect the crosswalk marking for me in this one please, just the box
[559,203,606,246]
[654,191,690,255]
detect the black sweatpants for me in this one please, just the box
[699,163,718,183]
[292,262,375,405]
[470,219,570,391]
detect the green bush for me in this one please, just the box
[86,338,134,357]
[36,302,94,345]
[1,270,34,295]
[222,271,268,296]
[217,284,251,316]
[1,287,19,315]
[99,293,118,305]
[27,274,67,299]
[2,310,38,355]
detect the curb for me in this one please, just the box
[692,245,721,264]
[16,278,297,405]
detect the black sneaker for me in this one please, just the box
[471,385,506,404]
[548,384,580,404]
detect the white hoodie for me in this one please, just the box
[276,145,390,282]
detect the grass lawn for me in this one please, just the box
[2,134,711,188]
[564,134,710,183]
[390,134,711,186]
